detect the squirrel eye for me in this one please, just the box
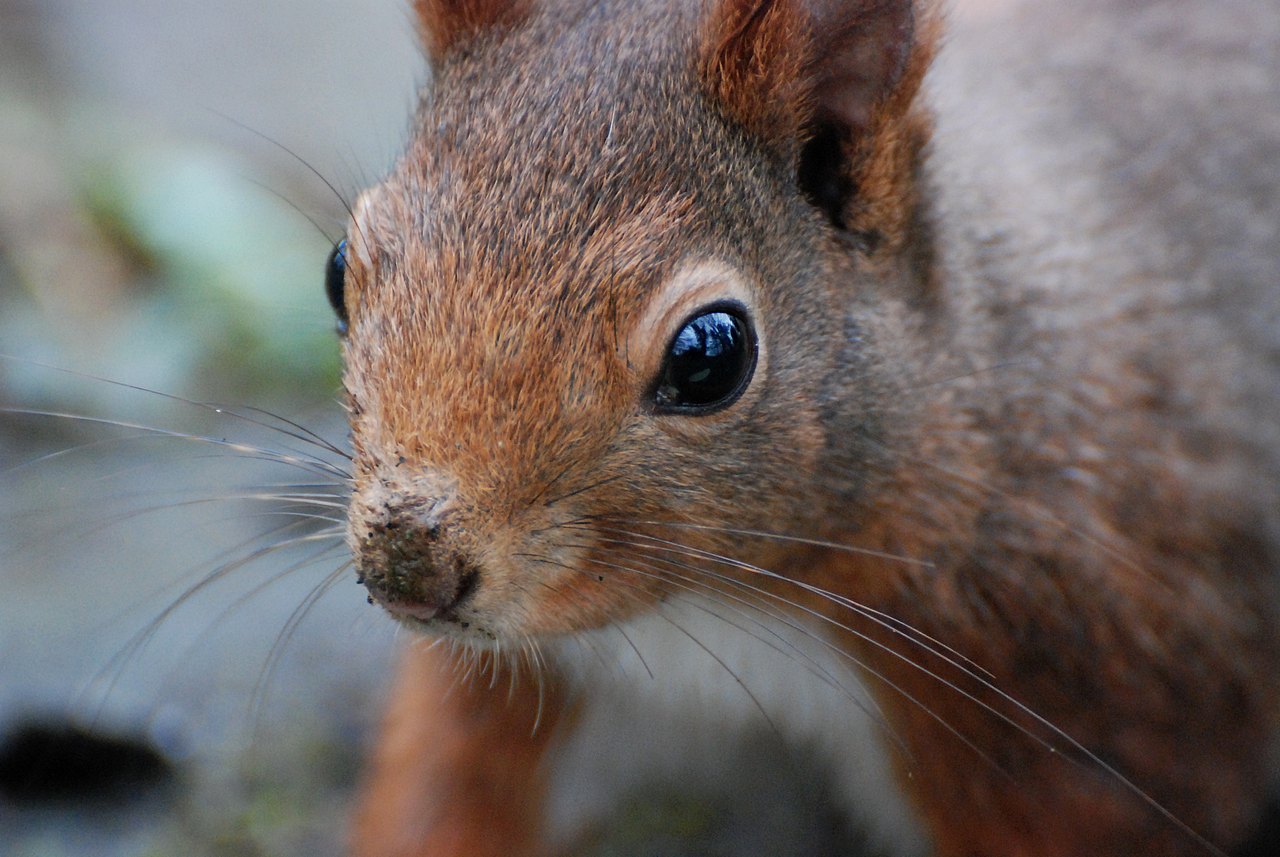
[653,306,756,413]
[325,238,349,335]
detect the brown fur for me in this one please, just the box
[352,648,568,856]
[343,0,1280,854]
[698,0,813,146]
[414,0,531,61]
[697,0,939,250]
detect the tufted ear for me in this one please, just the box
[699,0,933,242]
[414,0,530,61]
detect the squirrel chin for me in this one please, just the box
[390,613,502,647]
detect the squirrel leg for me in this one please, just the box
[349,644,566,857]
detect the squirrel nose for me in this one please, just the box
[355,498,479,621]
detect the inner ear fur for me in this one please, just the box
[699,0,936,246]
[414,0,531,61]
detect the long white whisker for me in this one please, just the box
[0,353,350,461]
[563,546,919,757]
[596,519,992,680]
[517,552,662,681]
[593,529,1044,732]
[607,518,935,569]
[233,404,351,461]
[83,528,346,716]
[574,549,882,719]
[654,609,782,736]
[249,556,355,730]
[0,432,162,477]
[530,545,904,754]
[576,525,1213,849]
[584,525,999,698]
[0,407,349,481]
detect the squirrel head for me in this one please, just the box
[339,0,936,643]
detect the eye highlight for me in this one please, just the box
[325,238,349,335]
[653,305,756,414]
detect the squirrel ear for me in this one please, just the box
[414,0,529,60]
[699,0,931,238]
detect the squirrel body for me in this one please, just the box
[339,0,1280,854]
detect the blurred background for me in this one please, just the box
[0,2,422,854]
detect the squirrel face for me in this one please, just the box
[335,1,1280,852]
[337,0,924,642]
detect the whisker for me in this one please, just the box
[575,524,1213,848]
[542,474,624,508]
[527,459,583,506]
[599,517,935,569]
[233,404,351,462]
[575,548,871,711]
[83,528,346,717]
[241,174,341,245]
[249,556,355,731]
[234,509,348,527]
[5,489,344,563]
[655,609,782,737]
[528,545,899,751]
[0,432,161,477]
[0,354,350,463]
[591,528,1038,727]
[580,523,989,688]
[578,540,1015,775]
[0,406,349,481]
[599,520,990,680]
[587,531,1028,740]
[558,546,908,755]
[515,552,656,681]
[608,622,654,682]
[206,109,355,221]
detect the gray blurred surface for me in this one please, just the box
[32,0,422,191]
[0,2,418,854]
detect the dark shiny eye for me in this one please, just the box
[325,238,349,335]
[653,306,756,413]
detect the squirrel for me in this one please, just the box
[329,0,1280,854]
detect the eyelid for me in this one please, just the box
[628,258,765,419]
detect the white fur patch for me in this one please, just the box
[543,597,929,854]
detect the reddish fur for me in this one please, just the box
[840,10,936,248]
[414,0,531,61]
[698,0,937,249]
[698,0,812,146]
[351,647,567,857]
[343,0,1280,854]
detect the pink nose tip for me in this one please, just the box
[377,598,443,621]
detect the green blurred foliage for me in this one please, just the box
[80,140,345,399]
[1,107,344,414]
